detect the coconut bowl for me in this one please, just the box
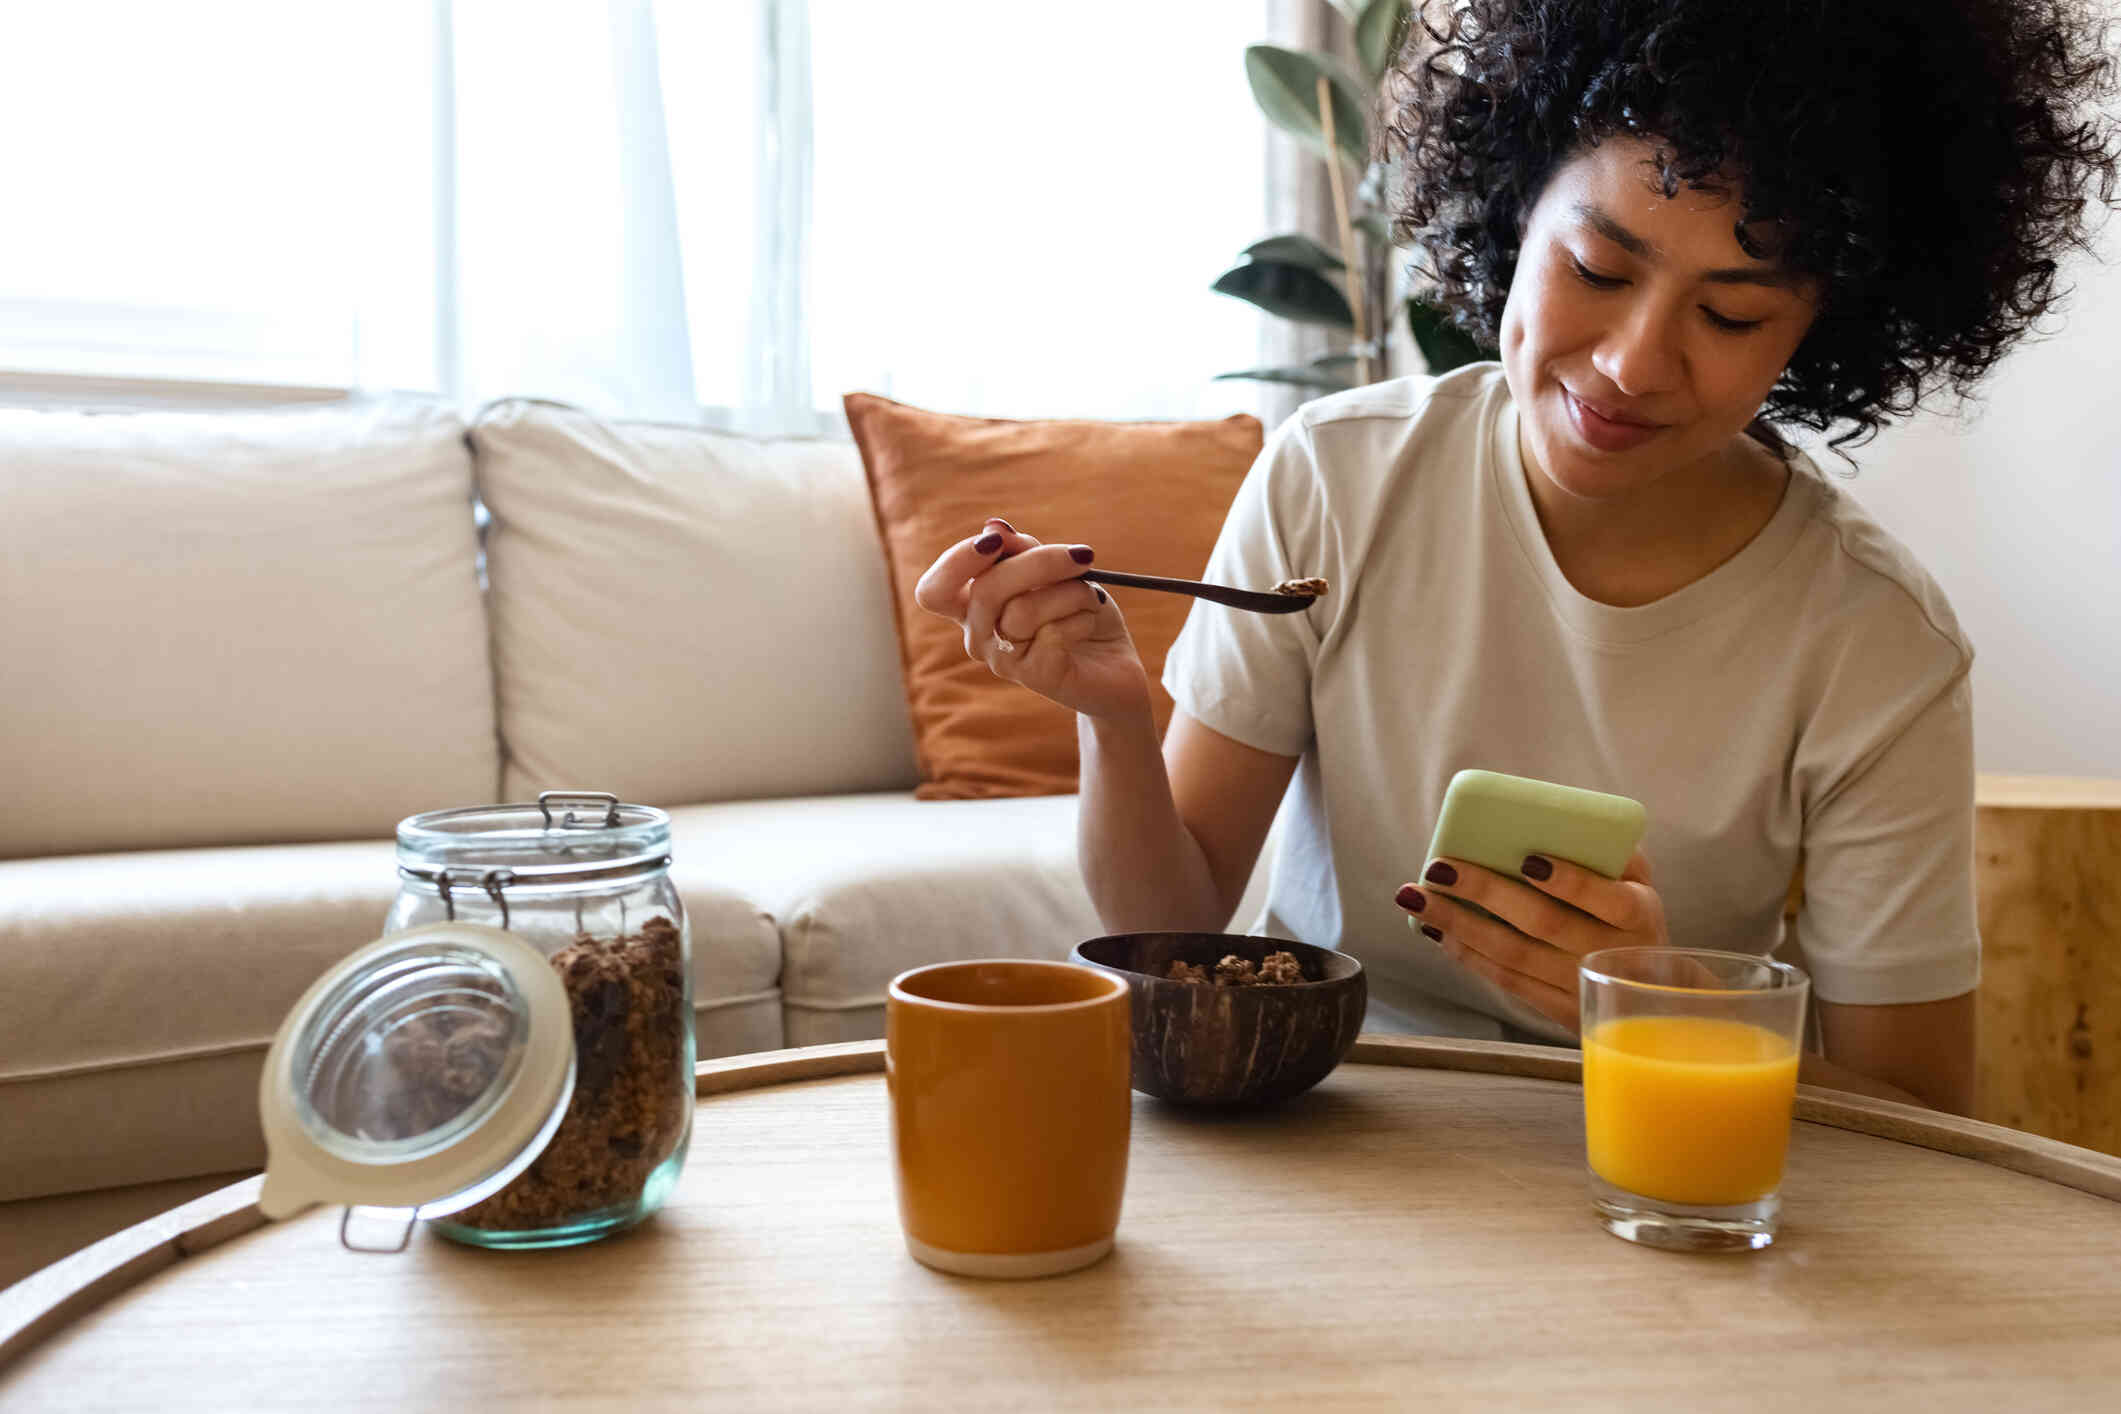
[1070,933,1365,1106]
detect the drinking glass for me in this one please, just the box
[1579,947,1810,1252]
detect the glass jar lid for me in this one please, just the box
[395,791,673,890]
[257,922,575,1226]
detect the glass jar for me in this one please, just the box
[383,792,695,1249]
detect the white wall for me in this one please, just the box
[1814,224,2121,779]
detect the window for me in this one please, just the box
[800,1,1269,424]
[2,0,1268,427]
[0,1,439,394]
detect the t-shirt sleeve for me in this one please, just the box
[1794,669,1981,1007]
[1160,413,1325,759]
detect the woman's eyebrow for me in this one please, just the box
[1570,201,1806,289]
[1574,202,1659,258]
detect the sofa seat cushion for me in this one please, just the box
[668,792,1098,1047]
[668,792,1279,1049]
[0,842,783,1202]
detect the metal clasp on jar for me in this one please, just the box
[539,790,621,830]
[436,867,517,930]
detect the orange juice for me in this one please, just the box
[1582,1015,1800,1206]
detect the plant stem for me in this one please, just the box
[1315,73,1370,384]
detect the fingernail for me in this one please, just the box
[974,533,1003,555]
[986,516,1016,533]
[1424,861,1457,886]
[1420,924,1444,942]
[1395,884,1425,913]
[1069,546,1095,565]
[1521,854,1553,881]
[1093,586,1108,603]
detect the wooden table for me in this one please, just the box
[7,1037,2121,1410]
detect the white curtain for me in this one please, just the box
[450,0,696,422]
[2,1,1272,431]
[796,1,1269,429]
[449,0,1275,432]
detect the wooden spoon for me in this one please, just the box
[1078,569,1327,615]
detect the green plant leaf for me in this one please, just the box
[1245,44,1370,171]
[1214,351,1370,392]
[1213,259,1356,329]
[1241,234,1346,271]
[1213,363,1361,393]
[1405,299,1493,373]
[1325,0,1364,23]
[1355,0,1411,80]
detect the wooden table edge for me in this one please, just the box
[8,1033,2119,1377]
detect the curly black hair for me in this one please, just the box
[1379,0,2121,448]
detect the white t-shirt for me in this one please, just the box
[1163,363,1980,1043]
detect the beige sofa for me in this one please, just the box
[0,397,1269,1208]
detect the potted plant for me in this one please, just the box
[1214,0,1489,395]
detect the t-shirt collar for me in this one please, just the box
[1489,385,1818,646]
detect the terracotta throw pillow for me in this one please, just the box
[846,392,1263,800]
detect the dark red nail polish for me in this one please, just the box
[1424,861,1457,886]
[1069,546,1095,565]
[1521,854,1553,881]
[1093,586,1108,603]
[1395,884,1425,912]
[1421,924,1444,942]
[974,533,1003,555]
[986,516,1016,533]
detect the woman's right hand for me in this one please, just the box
[912,517,1153,722]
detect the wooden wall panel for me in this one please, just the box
[1973,776,2121,1156]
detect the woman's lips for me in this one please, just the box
[1563,388,1665,453]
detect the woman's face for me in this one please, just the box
[1499,137,1820,503]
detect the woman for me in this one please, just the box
[914,0,2118,1113]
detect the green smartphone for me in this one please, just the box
[1420,769,1647,925]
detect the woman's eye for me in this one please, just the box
[1569,256,1625,289]
[1702,307,1767,333]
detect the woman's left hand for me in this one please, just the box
[1394,847,1668,1033]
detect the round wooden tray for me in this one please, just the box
[6,1036,2121,1408]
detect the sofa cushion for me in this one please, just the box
[0,400,499,859]
[469,401,919,807]
[0,841,783,1201]
[668,791,1279,1048]
[844,392,1262,800]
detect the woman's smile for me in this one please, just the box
[1561,385,1668,454]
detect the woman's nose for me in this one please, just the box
[1591,303,1682,397]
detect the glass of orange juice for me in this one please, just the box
[1579,948,1810,1252]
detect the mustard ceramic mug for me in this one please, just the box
[886,959,1132,1278]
